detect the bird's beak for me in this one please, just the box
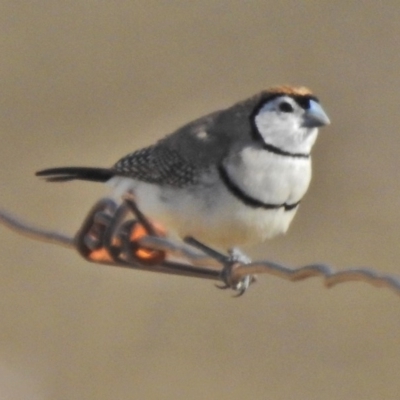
[302,100,330,128]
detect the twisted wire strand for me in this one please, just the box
[1,207,400,296]
[140,236,400,295]
[0,209,74,248]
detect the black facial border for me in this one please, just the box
[249,92,316,158]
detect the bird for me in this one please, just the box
[36,85,330,250]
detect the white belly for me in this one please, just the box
[108,175,299,249]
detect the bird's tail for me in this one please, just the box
[35,167,114,183]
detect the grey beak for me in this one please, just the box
[303,100,330,128]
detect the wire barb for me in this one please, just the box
[1,200,400,297]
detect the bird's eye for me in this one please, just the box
[278,102,294,113]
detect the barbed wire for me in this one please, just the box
[138,236,400,295]
[1,202,400,297]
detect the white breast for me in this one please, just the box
[225,146,312,205]
[107,147,311,249]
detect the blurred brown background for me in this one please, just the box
[1,1,400,399]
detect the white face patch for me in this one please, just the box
[253,95,320,155]
[254,96,299,138]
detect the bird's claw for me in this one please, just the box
[184,237,256,295]
[214,248,255,296]
[226,247,256,296]
[219,261,255,296]
[215,283,230,290]
[216,275,252,296]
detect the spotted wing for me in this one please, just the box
[113,143,199,188]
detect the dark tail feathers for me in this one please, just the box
[35,167,115,183]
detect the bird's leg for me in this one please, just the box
[184,236,256,296]
[183,236,228,264]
